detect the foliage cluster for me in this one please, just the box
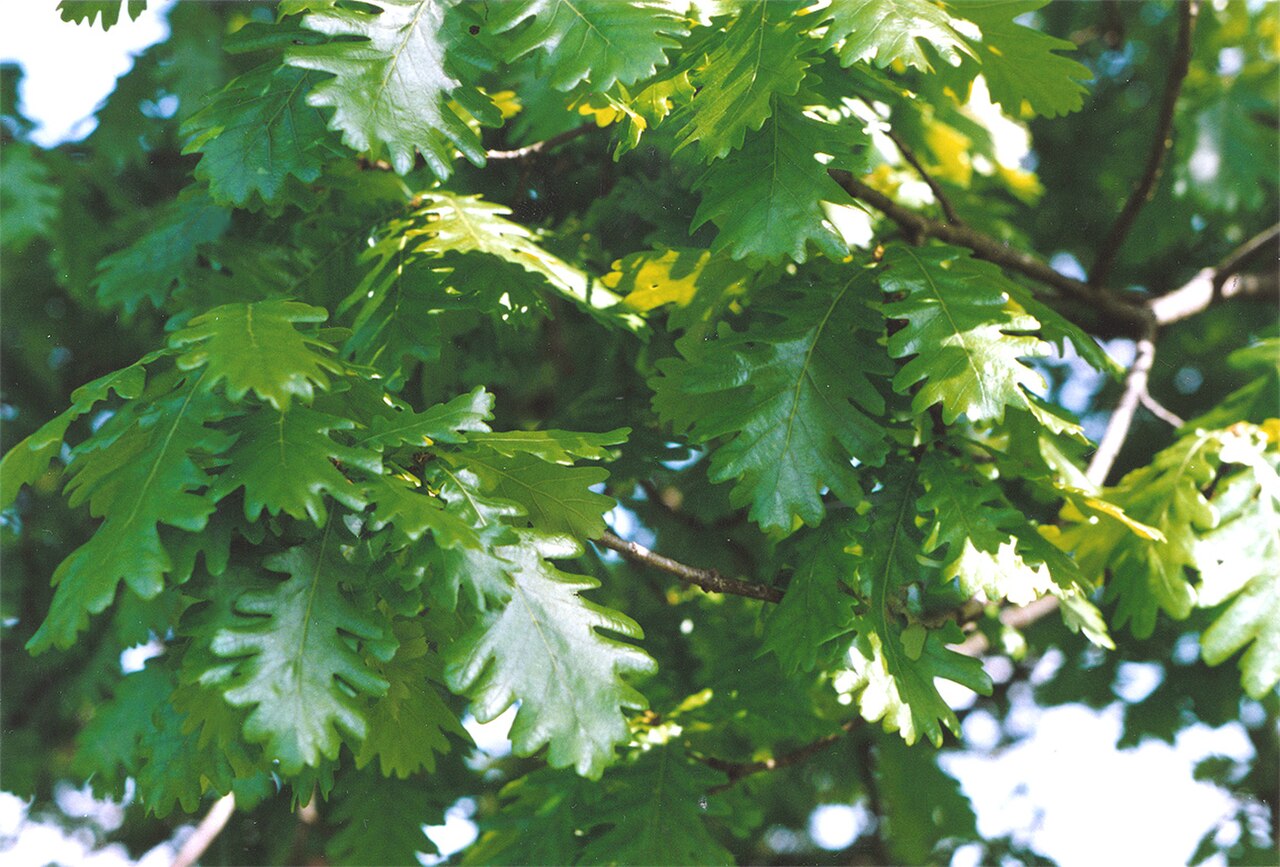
[1,1,1277,864]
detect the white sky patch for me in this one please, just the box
[808,802,869,851]
[0,0,175,147]
[942,702,1248,866]
[464,706,515,758]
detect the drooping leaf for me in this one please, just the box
[762,511,863,674]
[0,142,59,251]
[1056,430,1226,637]
[675,4,810,162]
[947,0,1092,118]
[487,0,687,92]
[578,743,735,865]
[845,462,993,745]
[457,450,617,539]
[207,545,392,773]
[1197,435,1280,698]
[170,300,346,412]
[880,243,1051,424]
[287,0,501,176]
[464,427,629,464]
[444,531,655,779]
[355,619,469,777]
[326,769,452,865]
[652,273,889,532]
[1,355,155,510]
[816,0,974,71]
[357,386,494,451]
[28,383,231,653]
[875,736,977,864]
[93,190,230,315]
[212,405,381,526]
[692,99,866,262]
[183,63,341,207]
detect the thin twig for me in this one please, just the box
[596,530,783,603]
[1139,389,1186,428]
[1088,332,1159,487]
[172,793,235,867]
[1212,223,1280,286]
[701,718,860,792]
[885,128,962,224]
[485,124,597,160]
[831,171,1157,336]
[954,595,1062,657]
[1150,267,1279,326]
[1090,0,1201,287]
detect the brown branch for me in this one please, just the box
[885,128,961,224]
[596,530,784,603]
[172,793,235,867]
[832,171,1156,336]
[1090,0,1201,287]
[701,718,860,792]
[485,124,597,161]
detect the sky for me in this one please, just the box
[0,3,1261,866]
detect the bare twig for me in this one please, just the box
[885,128,962,224]
[1139,389,1186,428]
[1089,333,1159,487]
[1090,0,1201,287]
[172,793,235,867]
[832,171,1157,336]
[486,124,597,160]
[701,718,860,792]
[596,530,784,603]
[1212,222,1280,286]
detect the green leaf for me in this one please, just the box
[845,463,993,745]
[919,451,1076,604]
[387,191,630,319]
[212,405,381,526]
[357,386,494,450]
[444,531,655,779]
[692,99,866,262]
[762,512,862,673]
[675,5,809,161]
[946,0,1091,118]
[0,142,59,251]
[58,0,145,30]
[355,619,469,777]
[170,300,345,412]
[363,473,482,550]
[817,0,974,71]
[327,769,451,865]
[652,273,889,532]
[287,0,501,176]
[458,450,617,539]
[28,383,231,653]
[488,0,687,92]
[880,243,1051,424]
[1197,437,1280,698]
[93,190,230,315]
[875,736,977,864]
[1057,430,1225,637]
[182,63,340,207]
[0,356,152,510]
[465,427,629,464]
[208,545,392,774]
[463,767,600,865]
[421,465,524,611]
[578,743,735,866]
